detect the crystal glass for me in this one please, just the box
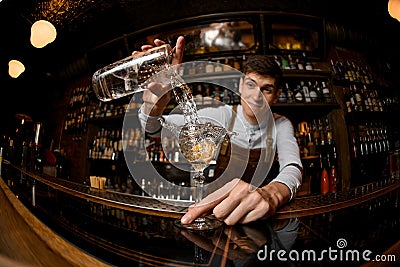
[92,44,173,102]
[159,119,234,230]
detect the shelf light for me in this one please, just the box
[8,60,25,78]
[30,20,57,48]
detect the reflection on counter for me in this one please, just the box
[1,162,399,266]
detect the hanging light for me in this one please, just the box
[8,60,25,78]
[30,20,57,48]
[388,0,400,22]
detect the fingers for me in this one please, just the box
[180,178,238,225]
[140,44,155,52]
[212,181,274,225]
[153,38,166,46]
[180,202,213,224]
[131,50,142,56]
[172,36,185,65]
[140,39,166,52]
[139,36,184,65]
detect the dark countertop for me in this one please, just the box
[1,162,400,266]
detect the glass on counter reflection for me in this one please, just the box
[180,218,299,266]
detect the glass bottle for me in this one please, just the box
[320,155,329,195]
[329,165,337,193]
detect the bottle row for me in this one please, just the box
[295,116,339,195]
[190,82,241,106]
[330,59,374,84]
[88,127,186,164]
[342,84,400,113]
[89,99,141,120]
[88,128,123,160]
[278,79,334,104]
[274,52,313,71]
[92,172,194,201]
[92,161,194,200]
[295,116,337,164]
[64,106,88,134]
[179,56,244,76]
[64,98,143,140]
[174,52,315,77]
[349,122,391,160]
[68,85,91,109]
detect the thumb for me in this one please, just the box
[172,36,185,65]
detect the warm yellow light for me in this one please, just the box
[30,20,57,48]
[8,60,25,78]
[388,0,400,21]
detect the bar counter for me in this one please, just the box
[1,161,399,266]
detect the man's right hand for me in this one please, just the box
[140,36,185,116]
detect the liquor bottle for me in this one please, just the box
[321,81,332,103]
[330,59,338,78]
[308,80,318,102]
[314,80,324,103]
[346,61,355,82]
[278,85,287,103]
[296,57,305,70]
[301,80,311,103]
[281,55,290,70]
[353,85,364,112]
[187,62,196,75]
[193,83,204,106]
[329,165,338,193]
[221,89,232,104]
[320,154,330,195]
[303,52,313,70]
[350,129,358,160]
[273,55,281,68]
[231,80,241,104]
[211,85,222,102]
[195,61,205,74]
[203,85,213,105]
[288,54,297,70]
[326,128,337,168]
[284,82,294,104]
[233,56,242,70]
[223,57,231,72]
[294,84,305,103]
[205,58,214,73]
[344,87,356,113]
[306,132,317,156]
[312,120,321,153]
[214,60,223,72]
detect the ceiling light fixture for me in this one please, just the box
[388,0,400,22]
[30,19,57,48]
[8,60,26,78]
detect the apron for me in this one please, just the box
[211,105,280,187]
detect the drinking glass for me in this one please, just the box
[159,119,234,230]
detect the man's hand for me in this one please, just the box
[139,36,185,116]
[181,179,290,226]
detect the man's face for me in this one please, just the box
[239,72,280,123]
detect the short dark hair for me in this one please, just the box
[242,55,282,85]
